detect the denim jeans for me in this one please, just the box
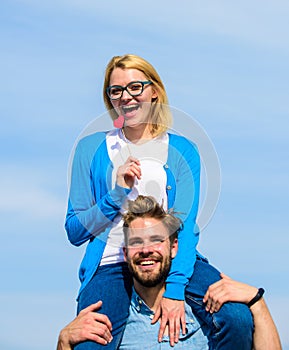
[186,257,254,349]
[75,259,253,349]
[75,262,133,350]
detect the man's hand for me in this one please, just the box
[57,301,113,350]
[151,297,186,347]
[203,273,258,313]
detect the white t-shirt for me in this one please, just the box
[100,129,169,265]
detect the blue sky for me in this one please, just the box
[1,0,288,349]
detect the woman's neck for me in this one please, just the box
[122,124,153,144]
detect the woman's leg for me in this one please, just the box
[186,258,254,350]
[75,262,132,350]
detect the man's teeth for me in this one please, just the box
[139,260,155,266]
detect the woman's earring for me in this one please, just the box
[113,115,124,128]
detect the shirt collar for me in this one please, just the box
[130,287,202,341]
[131,287,155,317]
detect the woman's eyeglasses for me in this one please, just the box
[106,81,152,100]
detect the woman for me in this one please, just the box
[65,54,253,349]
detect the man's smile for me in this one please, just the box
[134,256,162,270]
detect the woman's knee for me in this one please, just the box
[216,302,254,333]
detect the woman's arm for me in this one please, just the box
[152,135,200,346]
[164,135,201,300]
[65,135,126,246]
[65,134,140,246]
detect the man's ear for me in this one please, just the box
[171,238,178,259]
[123,246,128,262]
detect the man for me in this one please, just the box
[57,196,281,349]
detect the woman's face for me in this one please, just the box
[108,68,158,128]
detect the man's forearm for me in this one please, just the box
[250,299,281,350]
[57,329,73,350]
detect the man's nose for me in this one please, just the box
[139,243,154,254]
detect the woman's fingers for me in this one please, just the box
[125,162,141,179]
[116,157,141,188]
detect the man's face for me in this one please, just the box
[123,217,178,287]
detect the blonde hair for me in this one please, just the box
[103,54,172,136]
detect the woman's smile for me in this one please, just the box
[121,103,140,119]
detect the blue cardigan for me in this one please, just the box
[65,131,200,300]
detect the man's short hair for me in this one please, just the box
[123,195,183,246]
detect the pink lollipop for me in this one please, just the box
[113,115,125,128]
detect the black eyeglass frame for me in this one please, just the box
[106,80,152,100]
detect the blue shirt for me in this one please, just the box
[119,288,209,349]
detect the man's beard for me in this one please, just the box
[128,253,172,288]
